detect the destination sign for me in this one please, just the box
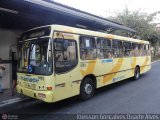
[21,26,51,41]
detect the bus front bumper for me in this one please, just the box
[17,85,53,103]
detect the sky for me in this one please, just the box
[53,0,160,23]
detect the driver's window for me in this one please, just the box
[55,39,78,73]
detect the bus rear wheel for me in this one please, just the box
[80,77,95,100]
[134,67,140,80]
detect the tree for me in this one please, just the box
[108,8,160,46]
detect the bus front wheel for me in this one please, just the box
[80,77,95,100]
[134,67,140,80]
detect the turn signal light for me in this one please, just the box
[47,87,52,90]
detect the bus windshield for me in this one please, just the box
[18,38,53,75]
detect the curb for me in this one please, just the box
[0,97,30,108]
[152,59,160,64]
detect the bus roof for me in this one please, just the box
[22,24,149,44]
[51,25,149,44]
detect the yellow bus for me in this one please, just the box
[17,25,151,103]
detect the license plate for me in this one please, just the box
[38,93,46,99]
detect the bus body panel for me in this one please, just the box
[17,73,55,103]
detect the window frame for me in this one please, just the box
[54,38,78,74]
[112,39,123,58]
[79,36,97,60]
[132,42,139,57]
[139,44,145,56]
[96,37,112,59]
[123,41,132,57]
[145,44,150,56]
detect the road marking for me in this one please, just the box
[0,97,30,107]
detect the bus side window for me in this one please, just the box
[123,42,132,57]
[132,43,139,57]
[112,40,123,58]
[80,36,96,60]
[139,44,144,56]
[97,38,112,59]
[55,39,78,73]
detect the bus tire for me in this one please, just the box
[80,77,95,100]
[134,66,140,80]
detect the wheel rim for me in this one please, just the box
[84,83,92,94]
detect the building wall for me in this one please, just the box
[0,29,21,89]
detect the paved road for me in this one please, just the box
[0,62,160,120]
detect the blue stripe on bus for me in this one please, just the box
[101,59,113,63]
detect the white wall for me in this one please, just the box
[0,29,22,89]
[0,29,20,60]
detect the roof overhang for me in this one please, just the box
[0,0,136,33]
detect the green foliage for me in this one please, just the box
[109,8,160,45]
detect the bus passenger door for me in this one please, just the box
[54,37,78,101]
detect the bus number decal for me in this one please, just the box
[80,63,86,67]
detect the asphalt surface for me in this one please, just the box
[0,62,160,120]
